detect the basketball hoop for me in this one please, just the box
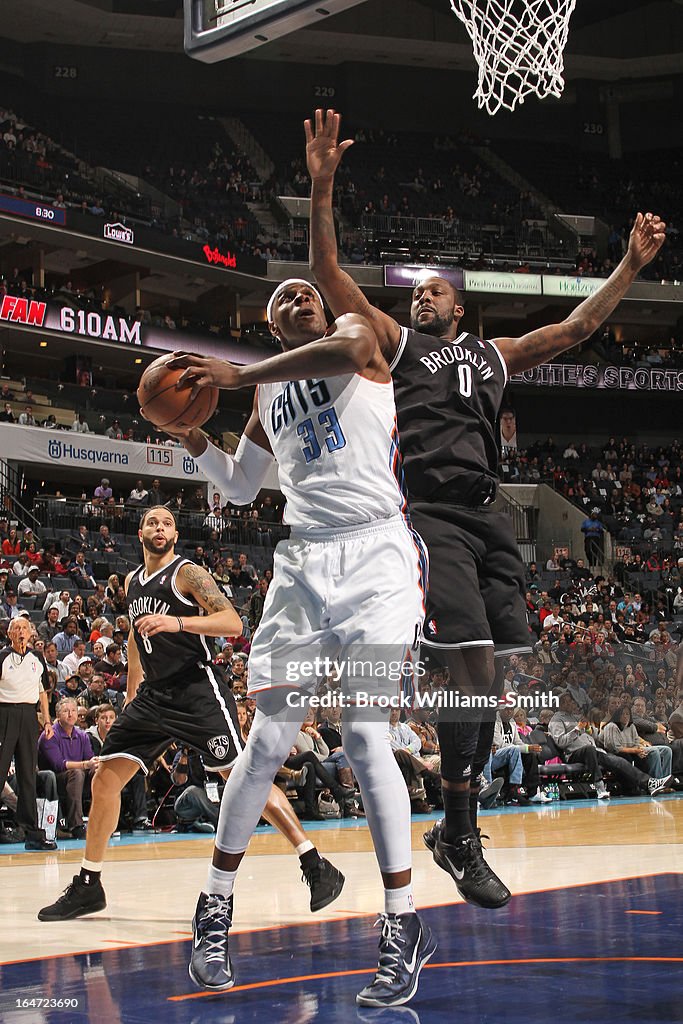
[449,0,577,115]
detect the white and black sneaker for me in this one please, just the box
[356,912,436,1007]
[188,892,235,991]
[648,775,672,797]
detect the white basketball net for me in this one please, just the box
[450,0,577,115]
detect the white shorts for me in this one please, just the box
[247,515,428,696]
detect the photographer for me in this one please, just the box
[171,746,220,833]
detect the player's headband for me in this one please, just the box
[266,279,324,323]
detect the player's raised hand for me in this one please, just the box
[305,108,354,180]
[627,212,666,270]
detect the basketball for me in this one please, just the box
[137,353,219,431]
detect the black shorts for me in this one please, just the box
[99,665,244,774]
[410,501,532,656]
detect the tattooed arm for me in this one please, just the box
[135,563,243,640]
[306,108,401,363]
[495,213,666,374]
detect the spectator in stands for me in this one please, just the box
[387,707,430,811]
[58,673,88,701]
[549,692,668,796]
[2,591,22,620]
[0,403,15,423]
[67,524,92,558]
[44,641,67,684]
[42,414,57,430]
[94,478,113,500]
[53,617,81,657]
[248,578,269,632]
[599,706,673,780]
[62,639,87,677]
[37,696,97,839]
[2,527,21,557]
[18,405,36,426]
[17,566,47,604]
[70,551,96,590]
[484,707,549,804]
[79,673,121,712]
[37,606,61,643]
[238,552,258,581]
[126,480,149,507]
[45,589,72,622]
[12,553,30,578]
[93,643,126,689]
[148,478,166,506]
[71,413,90,433]
[0,569,7,598]
[87,703,150,830]
[171,747,218,833]
[0,384,14,401]
[96,524,118,552]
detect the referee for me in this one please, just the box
[0,617,57,850]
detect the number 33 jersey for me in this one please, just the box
[257,373,406,532]
[127,555,211,687]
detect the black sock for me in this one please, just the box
[79,867,101,886]
[469,782,480,832]
[442,784,473,843]
[299,848,321,871]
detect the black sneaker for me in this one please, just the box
[188,892,235,991]
[301,856,345,912]
[422,818,443,853]
[38,875,106,920]
[71,825,87,840]
[356,912,436,1007]
[25,836,58,851]
[432,832,511,909]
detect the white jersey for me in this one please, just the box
[257,373,405,532]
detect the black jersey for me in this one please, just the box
[127,555,210,687]
[389,326,508,502]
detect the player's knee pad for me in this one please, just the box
[245,709,300,778]
[438,718,481,784]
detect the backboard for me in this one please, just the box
[184,0,368,63]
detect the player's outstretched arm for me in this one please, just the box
[136,563,243,641]
[170,393,274,507]
[169,313,383,390]
[494,212,666,374]
[305,108,401,362]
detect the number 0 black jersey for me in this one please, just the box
[127,555,210,687]
[389,326,508,502]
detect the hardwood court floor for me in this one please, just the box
[1,795,681,971]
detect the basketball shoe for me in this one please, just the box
[423,820,511,909]
[189,892,235,991]
[301,856,345,912]
[356,912,436,1007]
[37,874,106,921]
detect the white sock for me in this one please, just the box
[81,858,103,873]
[296,840,315,857]
[206,864,237,899]
[384,883,415,916]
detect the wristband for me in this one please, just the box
[177,617,184,632]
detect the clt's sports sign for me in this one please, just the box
[511,363,683,392]
[103,221,134,245]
